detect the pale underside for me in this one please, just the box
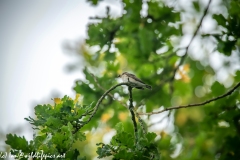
[121,74,146,87]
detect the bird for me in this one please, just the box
[118,72,152,90]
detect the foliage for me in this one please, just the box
[96,123,159,159]
[5,0,240,160]
[6,95,90,159]
[212,0,240,56]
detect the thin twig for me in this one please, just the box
[79,82,129,129]
[169,0,212,93]
[90,73,128,109]
[138,82,240,115]
[128,87,138,144]
[89,73,142,143]
[148,111,170,127]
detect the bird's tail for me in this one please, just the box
[145,84,152,90]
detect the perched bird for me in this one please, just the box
[118,72,152,90]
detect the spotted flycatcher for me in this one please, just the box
[118,72,152,90]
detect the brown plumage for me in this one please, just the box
[118,72,152,90]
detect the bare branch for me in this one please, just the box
[82,82,129,127]
[90,73,128,109]
[90,73,142,140]
[148,111,170,127]
[128,87,138,144]
[139,82,240,115]
[169,0,212,92]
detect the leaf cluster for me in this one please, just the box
[6,96,93,159]
[212,0,240,56]
[96,123,160,160]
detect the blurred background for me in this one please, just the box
[1,0,240,159]
[0,0,121,150]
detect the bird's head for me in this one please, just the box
[117,72,128,78]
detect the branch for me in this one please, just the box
[138,82,240,115]
[148,111,170,127]
[90,73,128,109]
[128,87,138,144]
[82,82,130,127]
[169,0,212,92]
[90,73,142,139]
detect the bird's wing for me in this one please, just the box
[126,73,146,84]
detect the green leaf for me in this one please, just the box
[65,149,81,159]
[75,131,86,141]
[52,123,74,151]
[96,144,112,158]
[110,128,135,149]
[217,39,236,56]
[235,70,240,81]
[114,149,134,159]
[211,81,225,96]
[193,1,200,12]
[87,0,102,5]
[5,134,30,152]
[213,14,226,27]
[115,122,124,133]
[146,132,157,143]
[35,104,52,118]
[46,116,62,129]
[83,67,95,83]
[60,105,72,114]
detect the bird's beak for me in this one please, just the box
[117,74,121,78]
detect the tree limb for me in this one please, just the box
[128,86,138,144]
[90,73,128,109]
[169,0,212,93]
[138,82,240,115]
[82,82,130,127]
